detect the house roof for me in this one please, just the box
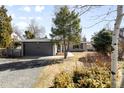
[120,28,124,39]
[120,28,124,32]
[19,39,52,43]
[80,41,87,43]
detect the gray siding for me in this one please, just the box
[23,42,55,56]
[68,43,87,52]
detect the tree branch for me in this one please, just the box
[83,19,115,29]
[90,10,116,20]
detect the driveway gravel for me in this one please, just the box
[0,59,44,88]
[0,67,42,88]
[0,53,73,88]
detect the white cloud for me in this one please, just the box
[23,6,31,12]
[35,6,44,12]
[16,21,28,30]
[19,16,27,20]
[29,17,34,20]
[7,5,14,7]
[36,17,42,20]
[11,13,15,19]
[7,12,15,19]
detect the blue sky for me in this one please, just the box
[5,5,124,41]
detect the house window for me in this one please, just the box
[80,43,83,49]
[73,45,79,49]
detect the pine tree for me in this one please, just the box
[0,5,13,48]
[92,28,112,55]
[50,6,82,59]
[24,30,35,39]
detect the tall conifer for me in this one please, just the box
[0,5,12,48]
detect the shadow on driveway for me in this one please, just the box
[0,59,63,71]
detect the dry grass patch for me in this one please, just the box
[34,58,83,88]
[34,52,96,88]
[34,52,110,88]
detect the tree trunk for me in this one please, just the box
[63,40,67,59]
[111,5,123,88]
[67,41,69,51]
[60,44,63,53]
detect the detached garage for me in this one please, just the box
[20,39,57,56]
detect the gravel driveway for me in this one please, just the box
[0,56,66,88]
[0,53,73,88]
[0,58,46,88]
[0,67,42,88]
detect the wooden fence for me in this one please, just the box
[0,48,22,58]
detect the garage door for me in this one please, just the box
[23,42,53,56]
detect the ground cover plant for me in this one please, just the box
[35,52,122,88]
[53,66,111,88]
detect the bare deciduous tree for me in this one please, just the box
[12,25,24,40]
[27,19,46,39]
[111,5,123,88]
[75,5,124,88]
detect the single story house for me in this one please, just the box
[20,39,57,56]
[67,42,94,52]
[68,42,87,52]
[67,37,94,52]
[18,37,94,57]
[120,28,124,40]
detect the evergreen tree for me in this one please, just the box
[0,5,13,48]
[50,6,82,59]
[92,28,112,55]
[24,30,35,39]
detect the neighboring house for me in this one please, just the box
[67,37,94,52]
[20,39,57,56]
[68,42,87,52]
[86,42,95,51]
[69,28,123,53]
[119,28,124,59]
[120,28,124,40]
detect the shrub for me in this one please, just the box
[73,67,111,88]
[13,42,21,48]
[95,61,111,70]
[92,28,112,55]
[53,72,75,88]
[53,67,111,88]
[79,53,111,63]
